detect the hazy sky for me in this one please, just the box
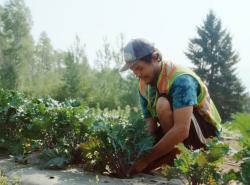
[1,0,250,92]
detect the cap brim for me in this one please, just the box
[120,62,135,72]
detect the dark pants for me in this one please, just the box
[183,109,219,149]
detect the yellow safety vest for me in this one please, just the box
[139,61,222,131]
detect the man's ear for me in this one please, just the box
[152,52,159,62]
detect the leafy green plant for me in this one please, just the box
[80,108,155,178]
[162,138,229,185]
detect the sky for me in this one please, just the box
[0,0,250,93]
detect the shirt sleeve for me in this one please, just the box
[139,90,151,118]
[169,74,199,110]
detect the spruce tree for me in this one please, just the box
[185,11,247,121]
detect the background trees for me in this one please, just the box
[0,0,249,120]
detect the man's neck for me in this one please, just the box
[150,62,163,87]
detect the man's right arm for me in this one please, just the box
[145,117,157,135]
[139,91,157,135]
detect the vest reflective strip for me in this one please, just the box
[157,64,167,93]
[191,113,208,144]
[157,63,176,94]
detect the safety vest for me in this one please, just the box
[139,61,222,131]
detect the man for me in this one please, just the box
[120,38,222,175]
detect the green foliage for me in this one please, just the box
[0,0,138,110]
[232,146,250,185]
[0,89,29,154]
[162,138,229,185]
[0,89,91,157]
[164,113,250,185]
[80,108,154,177]
[226,113,250,184]
[185,11,247,121]
[222,169,241,184]
[57,36,87,100]
[226,113,250,147]
[0,0,34,90]
[240,158,250,185]
[0,89,153,177]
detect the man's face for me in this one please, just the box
[130,60,158,84]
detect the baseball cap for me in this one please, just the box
[120,38,155,72]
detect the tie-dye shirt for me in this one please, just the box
[139,74,199,118]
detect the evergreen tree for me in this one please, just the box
[57,36,89,100]
[185,11,247,121]
[29,32,63,96]
[35,32,54,74]
[95,37,112,70]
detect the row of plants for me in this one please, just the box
[0,89,154,178]
[1,88,249,182]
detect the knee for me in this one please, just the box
[156,97,172,118]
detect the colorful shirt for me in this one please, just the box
[139,74,199,118]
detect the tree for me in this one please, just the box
[35,32,54,74]
[185,11,247,121]
[57,36,89,100]
[29,31,63,96]
[112,33,125,69]
[242,93,250,114]
[57,52,81,100]
[95,37,112,70]
[0,0,34,90]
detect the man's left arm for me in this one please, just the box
[143,105,193,163]
[128,105,193,174]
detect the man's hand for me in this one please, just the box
[128,157,149,175]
